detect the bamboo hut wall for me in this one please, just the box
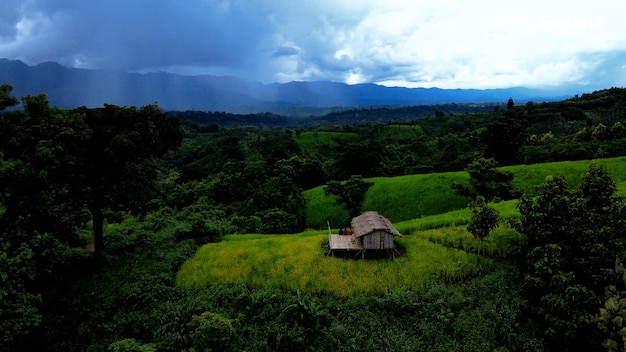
[362,231,395,250]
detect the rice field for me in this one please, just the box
[305,156,626,229]
[178,157,626,298]
[176,229,491,297]
[504,156,626,195]
[304,171,471,229]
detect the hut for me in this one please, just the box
[327,211,402,259]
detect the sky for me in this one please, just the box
[1,0,625,90]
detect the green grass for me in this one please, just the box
[305,171,471,229]
[179,157,626,298]
[364,173,472,222]
[293,131,357,159]
[409,225,523,259]
[176,229,491,297]
[379,124,424,139]
[303,186,350,230]
[392,199,520,241]
[504,156,626,195]
[305,156,626,229]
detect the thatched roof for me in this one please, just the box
[350,211,402,238]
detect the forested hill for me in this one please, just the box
[0,58,572,113]
[170,103,498,127]
[3,81,626,351]
[172,86,626,129]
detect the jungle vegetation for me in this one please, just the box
[3,83,626,351]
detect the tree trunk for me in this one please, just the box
[91,206,105,253]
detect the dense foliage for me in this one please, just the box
[515,165,626,351]
[3,83,626,351]
[324,175,374,220]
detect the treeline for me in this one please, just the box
[170,102,497,128]
[133,88,626,239]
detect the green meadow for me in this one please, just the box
[178,157,626,297]
[176,228,491,297]
[293,131,357,159]
[304,171,471,228]
[305,156,626,229]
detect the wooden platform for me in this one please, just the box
[327,234,365,258]
[328,234,362,250]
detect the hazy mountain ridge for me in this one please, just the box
[0,58,574,113]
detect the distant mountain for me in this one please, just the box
[0,58,576,113]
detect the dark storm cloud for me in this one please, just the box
[1,0,274,72]
[0,2,21,41]
[1,0,624,88]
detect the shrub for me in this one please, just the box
[175,215,225,244]
[108,338,156,352]
[187,311,238,352]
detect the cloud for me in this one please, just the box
[1,0,625,89]
[0,2,22,42]
[1,0,273,72]
[272,46,299,57]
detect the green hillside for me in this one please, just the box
[293,131,357,159]
[305,156,626,229]
[7,84,626,351]
[178,158,626,298]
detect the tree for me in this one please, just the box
[507,97,515,111]
[250,174,307,233]
[108,338,156,352]
[467,196,499,243]
[481,117,528,165]
[516,165,626,351]
[435,133,469,171]
[333,140,386,179]
[451,158,520,201]
[0,240,41,351]
[0,84,18,110]
[596,259,626,352]
[274,156,325,190]
[1,94,183,253]
[187,311,238,352]
[79,103,183,252]
[324,175,374,219]
[0,89,89,350]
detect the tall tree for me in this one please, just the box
[467,196,499,242]
[0,89,92,350]
[516,165,626,351]
[325,175,374,220]
[78,103,183,252]
[0,84,18,110]
[481,117,528,165]
[452,157,520,201]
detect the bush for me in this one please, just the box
[108,338,156,352]
[175,215,225,244]
[187,311,239,352]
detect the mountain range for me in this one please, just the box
[0,58,578,113]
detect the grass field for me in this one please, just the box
[378,124,424,139]
[504,156,626,195]
[305,171,472,229]
[293,131,357,159]
[305,156,626,229]
[176,228,492,297]
[178,157,626,297]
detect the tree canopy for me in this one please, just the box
[325,175,374,221]
[516,165,626,351]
